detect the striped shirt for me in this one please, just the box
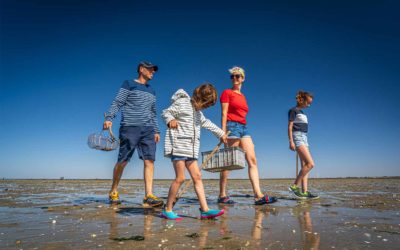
[288,107,308,133]
[105,80,160,133]
[162,89,225,158]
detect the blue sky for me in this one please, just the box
[1,1,399,179]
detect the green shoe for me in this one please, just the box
[303,191,320,199]
[289,185,306,199]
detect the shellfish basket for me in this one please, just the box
[87,128,119,151]
[201,147,246,173]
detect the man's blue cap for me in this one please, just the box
[137,61,158,73]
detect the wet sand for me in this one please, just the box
[0,178,399,249]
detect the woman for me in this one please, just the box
[288,91,319,199]
[218,66,277,205]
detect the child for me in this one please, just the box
[288,91,319,199]
[161,84,228,220]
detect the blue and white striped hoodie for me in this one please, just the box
[105,80,160,133]
[162,89,225,158]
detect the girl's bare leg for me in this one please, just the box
[165,160,186,211]
[186,160,209,212]
[302,159,309,193]
[294,146,314,187]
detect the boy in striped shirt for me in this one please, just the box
[103,61,163,207]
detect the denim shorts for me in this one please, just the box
[293,131,309,148]
[226,121,251,139]
[117,126,156,163]
[170,155,197,162]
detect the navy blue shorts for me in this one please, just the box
[117,126,156,163]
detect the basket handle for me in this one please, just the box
[200,131,231,168]
[103,113,116,141]
[108,127,116,141]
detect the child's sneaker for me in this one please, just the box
[109,191,120,203]
[254,194,278,205]
[200,209,224,219]
[289,185,306,199]
[217,196,235,204]
[161,210,183,220]
[303,191,320,199]
[143,194,164,207]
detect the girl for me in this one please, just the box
[161,84,228,220]
[288,91,319,199]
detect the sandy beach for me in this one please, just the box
[0,178,399,249]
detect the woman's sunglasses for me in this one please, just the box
[230,74,242,79]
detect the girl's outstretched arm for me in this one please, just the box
[199,112,225,139]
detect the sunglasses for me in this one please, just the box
[230,74,242,79]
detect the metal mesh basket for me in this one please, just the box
[87,128,119,151]
[201,147,246,173]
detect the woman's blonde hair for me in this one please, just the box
[192,83,218,108]
[228,66,245,78]
[296,90,313,106]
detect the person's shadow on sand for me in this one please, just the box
[117,206,155,216]
[73,196,135,205]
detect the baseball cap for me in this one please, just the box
[228,66,245,78]
[137,61,158,73]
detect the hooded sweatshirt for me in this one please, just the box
[162,89,225,159]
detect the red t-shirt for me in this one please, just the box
[220,89,249,124]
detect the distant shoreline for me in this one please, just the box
[1,176,399,181]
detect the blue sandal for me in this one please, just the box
[217,196,235,204]
[254,194,278,205]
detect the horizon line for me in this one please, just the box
[1,176,399,181]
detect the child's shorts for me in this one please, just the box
[170,155,197,162]
[227,121,251,139]
[293,131,309,148]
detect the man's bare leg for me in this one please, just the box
[110,161,128,194]
[143,160,154,197]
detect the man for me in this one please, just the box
[103,61,163,207]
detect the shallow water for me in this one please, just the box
[0,178,399,249]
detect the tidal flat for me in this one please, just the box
[0,178,399,249]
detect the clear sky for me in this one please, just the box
[1,1,399,179]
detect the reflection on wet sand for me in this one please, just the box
[105,199,320,249]
[252,206,272,241]
[109,205,156,241]
[293,203,321,250]
[186,204,231,248]
[197,219,217,248]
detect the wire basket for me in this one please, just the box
[201,147,246,173]
[87,128,119,151]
